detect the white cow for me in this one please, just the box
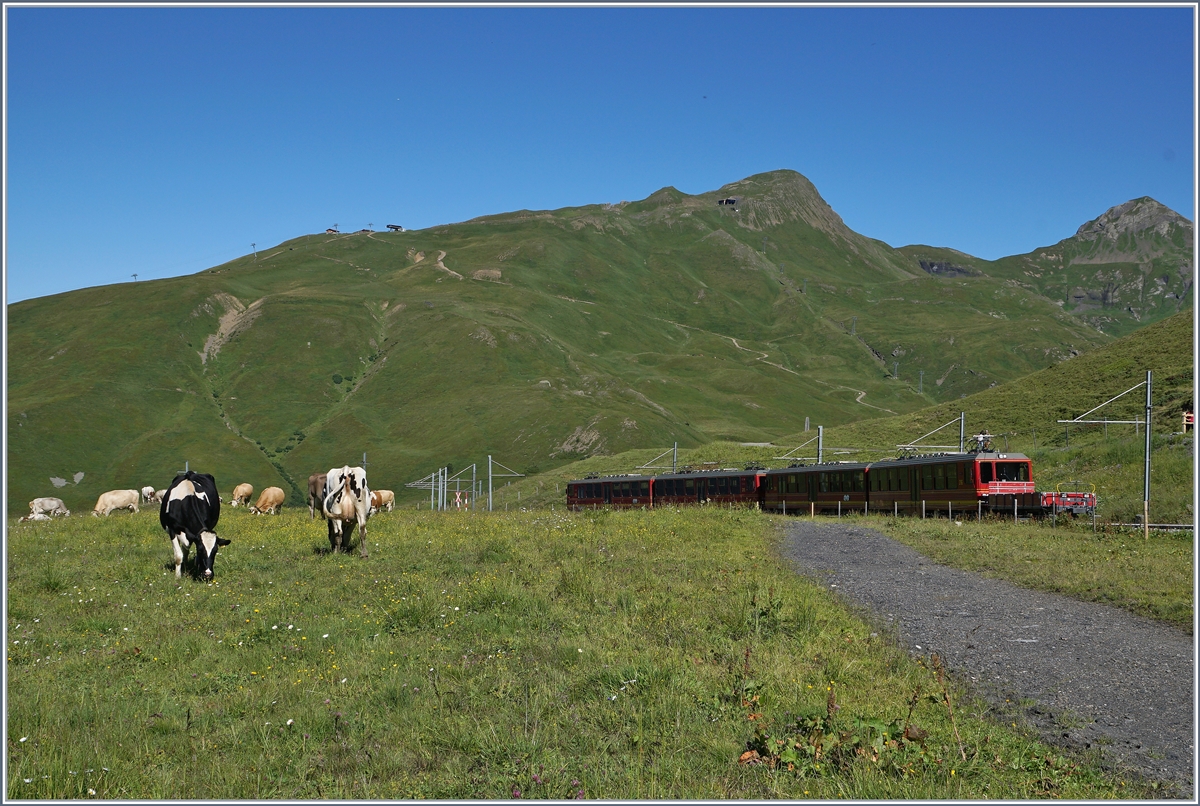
[153,489,166,503]
[140,486,157,504]
[26,497,70,518]
[92,489,140,517]
[322,466,370,557]
[19,512,52,523]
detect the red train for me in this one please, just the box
[566,448,1057,518]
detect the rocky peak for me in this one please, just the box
[1075,197,1190,243]
[716,170,850,235]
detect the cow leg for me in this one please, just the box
[172,535,186,578]
[358,518,368,558]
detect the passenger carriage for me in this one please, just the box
[762,462,869,515]
[652,469,761,507]
[867,450,1036,517]
[566,474,652,510]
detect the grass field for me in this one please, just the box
[6,506,1169,798]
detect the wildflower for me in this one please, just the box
[323,634,329,638]
[19,737,27,742]
[512,788,522,798]
[287,719,294,726]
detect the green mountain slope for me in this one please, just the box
[900,197,1193,338]
[7,170,1189,514]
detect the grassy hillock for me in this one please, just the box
[7,171,1189,517]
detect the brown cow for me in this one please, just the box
[308,472,327,519]
[230,483,254,508]
[370,489,395,513]
[249,487,285,515]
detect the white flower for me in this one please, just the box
[19,737,27,742]
[286,719,294,726]
[341,678,347,684]
[323,634,329,638]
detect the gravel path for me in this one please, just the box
[778,520,1195,798]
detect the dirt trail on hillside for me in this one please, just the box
[778,520,1194,798]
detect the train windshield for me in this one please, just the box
[995,462,1030,482]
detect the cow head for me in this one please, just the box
[196,531,232,579]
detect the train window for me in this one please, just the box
[900,470,909,491]
[640,481,650,496]
[685,479,695,496]
[996,462,1029,482]
[819,472,829,493]
[979,463,993,483]
[933,464,945,490]
[921,465,933,490]
[854,471,865,492]
[731,476,740,495]
[948,464,959,490]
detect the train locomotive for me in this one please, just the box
[566,445,1083,518]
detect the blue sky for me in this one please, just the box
[5,5,1195,303]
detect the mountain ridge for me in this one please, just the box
[7,169,1191,515]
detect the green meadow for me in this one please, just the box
[5,507,1171,799]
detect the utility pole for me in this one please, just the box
[959,412,965,452]
[817,425,824,463]
[804,416,810,432]
[673,442,677,473]
[893,361,899,378]
[1143,370,1152,540]
[488,455,493,512]
[918,371,924,394]
[850,316,857,335]
[252,242,257,261]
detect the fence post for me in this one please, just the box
[978,500,982,521]
[1013,498,1018,523]
[949,501,952,520]
[838,501,841,518]
[922,500,926,519]
[894,500,897,517]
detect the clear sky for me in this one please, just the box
[5,4,1195,303]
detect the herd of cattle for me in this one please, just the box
[16,466,397,580]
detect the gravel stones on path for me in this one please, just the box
[778,519,1195,798]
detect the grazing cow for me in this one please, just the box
[19,512,52,523]
[27,497,70,518]
[140,486,157,504]
[308,472,328,520]
[249,487,285,515]
[230,483,254,508]
[322,466,370,557]
[153,489,166,503]
[369,489,395,514]
[92,489,140,517]
[160,471,228,580]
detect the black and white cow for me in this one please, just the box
[160,471,229,580]
[322,465,370,557]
